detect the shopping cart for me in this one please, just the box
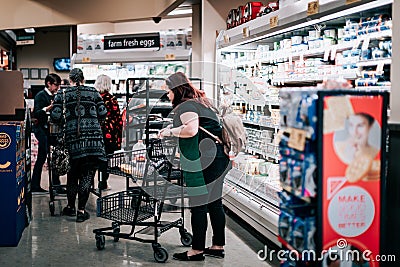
[93,138,192,263]
[47,124,101,216]
[47,124,67,216]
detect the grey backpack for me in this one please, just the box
[200,104,247,158]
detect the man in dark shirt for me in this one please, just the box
[31,73,66,194]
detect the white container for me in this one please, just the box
[186,28,192,49]
[85,35,95,54]
[175,29,186,50]
[77,34,86,54]
[291,36,303,46]
[166,29,176,50]
[94,35,103,53]
[159,30,167,50]
[308,30,321,40]
[324,29,337,39]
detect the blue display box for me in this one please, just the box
[0,123,27,246]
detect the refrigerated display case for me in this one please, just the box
[215,0,392,247]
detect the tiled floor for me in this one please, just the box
[0,173,279,267]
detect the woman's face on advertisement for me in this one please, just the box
[348,115,371,145]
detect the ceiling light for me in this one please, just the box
[168,8,192,16]
[24,28,35,33]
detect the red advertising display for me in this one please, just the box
[322,95,383,266]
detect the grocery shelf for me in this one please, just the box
[356,58,392,67]
[72,49,191,64]
[217,0,390,49]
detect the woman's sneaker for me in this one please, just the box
[76,211,90,222]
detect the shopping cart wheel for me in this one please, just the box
[49,201,55,216]
[112,224,120,242]
[95,234,105,250]
[153,247,168,263]
[180,232,193,247]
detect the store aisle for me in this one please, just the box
[0,174,278,267]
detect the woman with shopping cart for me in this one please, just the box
[159,72,231,261]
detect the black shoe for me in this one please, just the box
[76,211,90,222]
[204,247,225,258]
[55,187,67,195]
[62,206,76,216]
[172,251,205,261]
[31,187,48,194]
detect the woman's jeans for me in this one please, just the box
[190,153,231,250]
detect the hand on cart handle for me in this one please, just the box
[158,124,173,138]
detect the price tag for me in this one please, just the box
[307,0,319,16]
[223,34,230,44]
[361,36,370,51]
[165,54,176,60]
[288,128,307,151]
[376,62,384,73]
[346,0,361,4]
[324,49,330,61]
[270,16,279,28]
[331,46,337,60]
[82,57,91,63]
[243,27,250,38]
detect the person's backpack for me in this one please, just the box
[199,104,247,159]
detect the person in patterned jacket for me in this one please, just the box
[95,74,123,190]
[50,68,107,222]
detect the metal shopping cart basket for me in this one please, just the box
[93,138,192,263]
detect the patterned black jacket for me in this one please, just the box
[50,86,107,161]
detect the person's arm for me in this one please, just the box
[49,91,63,123]
[95,91,107,123]
[33,93,48,124]
[160,111,198,138]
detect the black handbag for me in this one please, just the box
[51,88,70,176]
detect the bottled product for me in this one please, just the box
[77,34,85,54]
[132,140,146,162]
[166,29,176,50]
[186,28,192,49]
[159,30,167,50]
[176,29,186,50]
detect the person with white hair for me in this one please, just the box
[94,74,123,190]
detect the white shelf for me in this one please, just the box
[356,58,392,67]
[217,0,392,49]
[72,49,191,64]
[355,86,391,90]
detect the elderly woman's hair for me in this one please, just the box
[95,74,112,93]
[69,68,84,85]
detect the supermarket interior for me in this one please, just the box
[0,0,400,266]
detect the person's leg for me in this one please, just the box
[207,198,225,247]
[31,129,47,191]
[77,165,96,211]
[98,171,109,190]
[66,159,80,208]
[76,163,95,222]
[190,203,208,251]
[202,154,230,249]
